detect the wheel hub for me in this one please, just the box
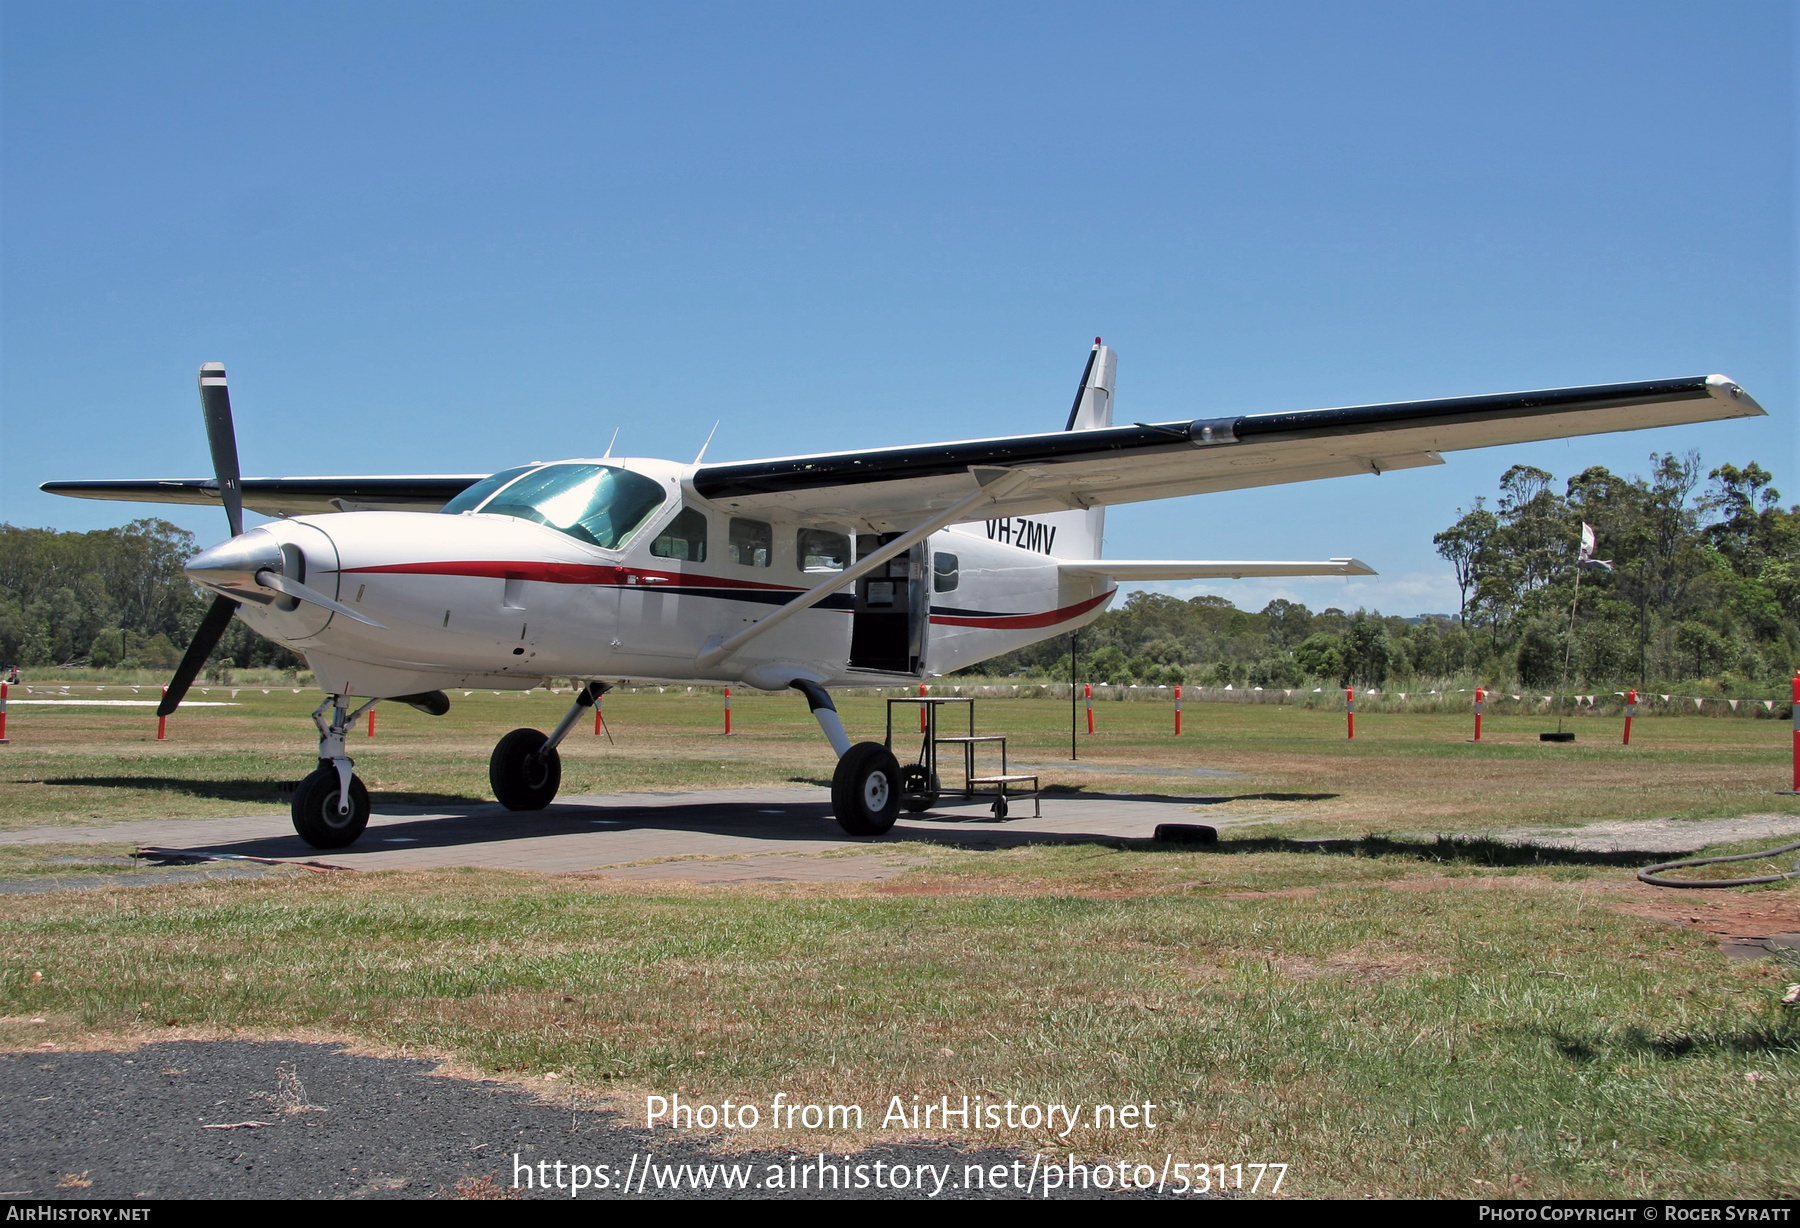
[862,769,890,811]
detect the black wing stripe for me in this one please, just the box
[694,376,1718,500]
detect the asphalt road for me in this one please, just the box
[2,1041,1139,1200]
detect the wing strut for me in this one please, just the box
[694,467,1034,670]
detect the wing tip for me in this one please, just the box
[1331,557,1378,576]
[1705,374,1767,417]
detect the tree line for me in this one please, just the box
[979,454,1798,694]
[0,519,300,673]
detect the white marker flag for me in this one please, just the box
[1578,522,1614,571]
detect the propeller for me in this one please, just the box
[157,364,246,719]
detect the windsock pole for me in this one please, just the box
[1346,687,1356,740]
[1174,685,1182,736]
[1623,689,1637,746]
[1473,687,1484,742]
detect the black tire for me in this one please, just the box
[490,727,561,811]
[831,742,901,836]
[991,795,1009,821]
[898,764,940,813]
[291,766,371,849]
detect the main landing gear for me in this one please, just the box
[490,681,610,812]
[791,680,901,836]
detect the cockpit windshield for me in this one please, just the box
[440,465,535,515]
[466,463,668,550]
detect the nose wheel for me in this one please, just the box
[291,766,371,848]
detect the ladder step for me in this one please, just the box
[968,774,1038,785]
[935,735,1007,744]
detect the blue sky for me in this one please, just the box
[3,1,1792,616]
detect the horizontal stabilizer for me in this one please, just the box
[1059,558,1376,580]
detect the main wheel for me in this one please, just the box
[490,727,561,811]
[830,742,901,836]
[899,764,940,813]
[291,766,371,849]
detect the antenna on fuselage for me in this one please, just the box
[602,427,619,459]
[693,420,720,464]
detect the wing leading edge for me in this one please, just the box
[38,476,485,517]
[693,374,1763,531]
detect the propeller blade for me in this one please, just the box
[198,363,243,538]
[158,594,240,717]
[254,569,386,627]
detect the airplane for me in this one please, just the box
[43,342,1765,847]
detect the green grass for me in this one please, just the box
[0,687,1796,1196]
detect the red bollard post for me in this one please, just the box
[594,695,603,735]
[1473,687,1484,742]
[1085,683,1094,735]
[157,685,167,741]
[0,681,9,744]
[1623,688,1637,745]
[1790,673,1799,792]
[1174,684,1182,736]
[919,682,927,733]
[367,707,376,738]
[724,687,732,736]
[1346,687,1356,740]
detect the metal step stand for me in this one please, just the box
[884,694,1040,820]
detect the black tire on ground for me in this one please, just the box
[490,727,561,811]
[991,795,1009,820]
[898,764,940,813]
[291,766,371,849]
[831,742,901,836]
[1153,823,1218,845]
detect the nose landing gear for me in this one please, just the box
[292,696,375,848]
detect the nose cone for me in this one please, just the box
[185,528,284,602]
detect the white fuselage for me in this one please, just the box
[229,457,1113,699]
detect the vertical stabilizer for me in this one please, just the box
[1041,339,1113,556]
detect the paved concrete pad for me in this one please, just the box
[0,787,1278,881]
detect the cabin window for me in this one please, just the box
[933,552,960,593]
[440,465,536,515]
[729,518,772,567]
[474,463,667,550]
[651,507,709,562]
[797,529,850,573]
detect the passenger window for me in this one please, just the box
[933,552,959,593]
[798,529,850,573]
[728,518,772,567]
[650,507,708,562]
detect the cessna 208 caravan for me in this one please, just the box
[44,342,1765,847]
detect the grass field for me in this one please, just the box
[1,685,1797,1197]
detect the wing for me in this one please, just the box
[38,475,485,517]
[1060,558,1376,580]
[693,374,1764,531]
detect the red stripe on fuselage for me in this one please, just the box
[340,560,803,592]
[928,591,1111,629]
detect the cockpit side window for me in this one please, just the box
[651,507,709,562]
[440,465,536,515]
[474,463,668,550]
